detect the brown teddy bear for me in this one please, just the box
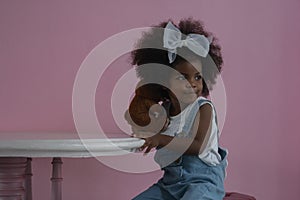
[124,81,170,134]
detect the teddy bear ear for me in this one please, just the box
[124,109,133,124]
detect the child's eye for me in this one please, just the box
[195,75,202,81]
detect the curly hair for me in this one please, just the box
[131,17,223,97]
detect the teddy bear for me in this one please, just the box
[124,81,170,134]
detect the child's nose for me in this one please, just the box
[186,79,196,88]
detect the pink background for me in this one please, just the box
[1,0,300,200]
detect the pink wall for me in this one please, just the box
[1,0,300,199]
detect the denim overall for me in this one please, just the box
[133,98,228,200]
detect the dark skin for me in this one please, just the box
[133,61,213,155]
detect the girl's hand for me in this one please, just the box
[134,133,162,155]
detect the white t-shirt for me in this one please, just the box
[154,96,222,167]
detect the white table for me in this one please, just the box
[0,138,144,200]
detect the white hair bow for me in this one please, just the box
[163,21,212,63]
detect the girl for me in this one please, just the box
[129,18,227,200]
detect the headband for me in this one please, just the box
[163,21,212,63]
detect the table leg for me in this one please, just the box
[0,157,27,200]
[51,158,63,200]
[24,158,32,200]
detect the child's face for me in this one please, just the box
[168,60,203,109]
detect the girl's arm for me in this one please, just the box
[138,103,213,155]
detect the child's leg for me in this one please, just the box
[132,183,176,200]
[180,183,225,200]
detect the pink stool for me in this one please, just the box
[224,192,256,200]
